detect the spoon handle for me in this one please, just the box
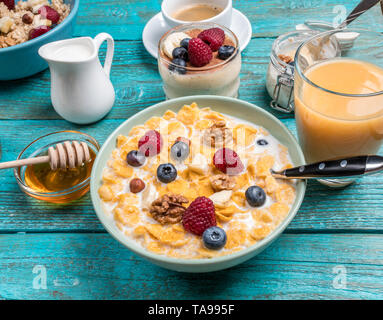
[271,155,383,180]
[0,141,91,171]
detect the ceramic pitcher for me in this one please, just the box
[39,33,115,124]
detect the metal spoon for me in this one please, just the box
[339,0,382,28]
[304,0,381,30]
[271,155,383,180]
[302,0,381,52]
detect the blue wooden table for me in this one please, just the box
[1,0,383,300]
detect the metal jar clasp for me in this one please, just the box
[270,70,294,113]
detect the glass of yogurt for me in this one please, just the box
[158,23,241,99]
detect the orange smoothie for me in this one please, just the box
[295,58,383,163]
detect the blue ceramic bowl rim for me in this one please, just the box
[90,96,306,267]
[0,0,79,54]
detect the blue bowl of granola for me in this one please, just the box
[0,0,78,80]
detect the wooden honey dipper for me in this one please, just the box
[0,141,91,170]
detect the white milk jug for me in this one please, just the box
[39,33,115,124]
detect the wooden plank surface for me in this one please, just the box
[0,39,274,120]
[1,233,382,300]
[0,119,382,233]
[73,0,383,39]
[1,171,383,232]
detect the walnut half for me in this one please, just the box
[210,174,236,191]
[149,194,189,224]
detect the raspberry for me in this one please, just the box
[188,38,213,67]
[198,28,225,52]
[183,197,216,236]
[213,148,244,175]
[138,130,163,157]
[38,6,60,24]
[1,0,14,10]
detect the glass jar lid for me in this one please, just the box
[268,30,319,113]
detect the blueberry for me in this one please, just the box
[180,38,191,50]
[168,58,187,75]
[203,227,227,250]
[256,139,268,146]
[218,45,235,60]
[126,150,145,167]
[170,141,189,162]
[157,163,177,183]
[245,186,266,207]
[172,47,188,61]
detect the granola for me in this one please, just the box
[278,53,293,64]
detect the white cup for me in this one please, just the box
[161,0,232,28]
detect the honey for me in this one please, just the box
[23,148,96,203]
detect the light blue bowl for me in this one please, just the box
[90,96,306,272]
[0,0,79,80]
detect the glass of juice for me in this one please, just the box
[294,29,383,187]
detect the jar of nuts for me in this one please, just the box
[265,30,319,113]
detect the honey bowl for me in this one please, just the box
[14,130,100,203]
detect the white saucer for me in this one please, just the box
[142,9,252,59]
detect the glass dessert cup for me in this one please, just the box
[14,131,100,203]
[294,29,383,187]
[158,23,241,99]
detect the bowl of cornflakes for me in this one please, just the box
[90,96,306,272]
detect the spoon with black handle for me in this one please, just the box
[339,0,382,28]
[304,0,381,30]
[271,155,383,180]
